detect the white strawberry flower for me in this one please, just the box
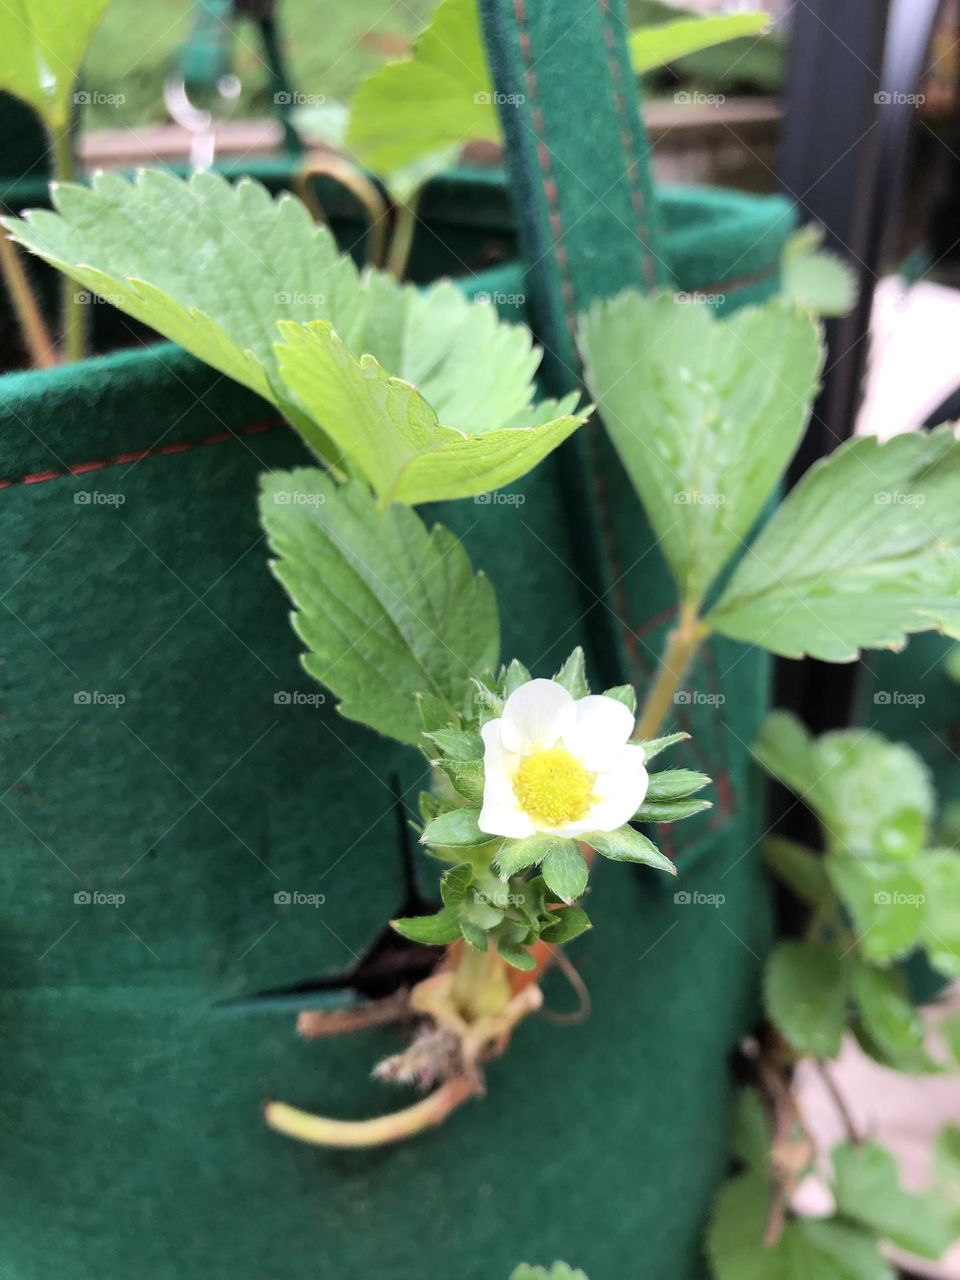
[478,678,649,839]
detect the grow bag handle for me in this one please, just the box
[477,0,668,393]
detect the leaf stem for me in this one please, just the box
[263,1076,479,1148]
[49,124,87,363]
[0,231,58,368]
[385,194,420,281]
[634,601,710,741]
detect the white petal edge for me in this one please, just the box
[479,719,534,837]
[500,678,576,754]
[583,744,649,833]
[564,694,635,771]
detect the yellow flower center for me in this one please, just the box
[512,747,595,828]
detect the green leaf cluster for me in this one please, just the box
[394,650,707,956]
[756,712,960,1070]
[708,1091,956,1280]
[4,170,586,508]
[0,0,110,129]
[580,291,960,665]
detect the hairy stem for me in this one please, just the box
[0,232,58,368]
[634,601,710,741]
[385,194,420,281]
[49,125,87,363]
[264,1076,479,1149]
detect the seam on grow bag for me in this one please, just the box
[597,0,656,292]
[0,419,283,489]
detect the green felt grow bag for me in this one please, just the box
[0,5,793,1277]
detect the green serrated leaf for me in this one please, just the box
[497,940,536,970]
[259,471,498,747]
[0,0,111,129]
[629,12,770,74]
[440,863,473,908]
[765,940,848,1057]
[391,907,461,945]
[638,731,689,762]
[645,768,711,801]
[273,308,584,508]
[709,427,960,660]
[601,684,637,714]
[762,837,830,906]
[916,850,960,978]
[585,825,676,874]
[833,1140,956,1259]
[540,906,592,946]
[853,962,935,1073]
[418,692,457,734]
[541,842,589,903]
[345,0,500,200]
[424,727,483,761]
[634,797,712,823]
[439,758,485,805]
[579,292,823,605]
[552,648,589,699]
[421,808,487,848]
[827,855,926,963]
[708,1171,895,1280]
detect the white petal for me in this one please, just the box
[479,720,534,838]
[564,694,635,771]
[500,678,576,754]
[583,744,649,832]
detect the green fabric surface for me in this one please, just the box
[1,4,795,1270]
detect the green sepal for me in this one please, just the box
[420,808,486,848]
[552,648,589,699]
[601,684,637,714]
[497,941,536,970]
[391,907,462,945]
[460,920,489,952]
[438,758,485,805]
[635,798,712,823]
[540,906,592,945]
[541,842,589,903]
[424,727,483,761]
[418,790,443,824]
[417,691,458,734]
[494,834,564,880]
[440,863,473,908]
[645,768,711,801]
[585,825,676,875]
[503,658,533,696]
[638,732,689,763]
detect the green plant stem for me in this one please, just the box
[385,194,420,281]
[0,231,58,368]
[451,939,511,1023]
[49,125,87,363]
[634,601,711,741]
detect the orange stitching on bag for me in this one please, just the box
[597,0,657,291]
[0,420,283,490]
[512,0,578,342]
